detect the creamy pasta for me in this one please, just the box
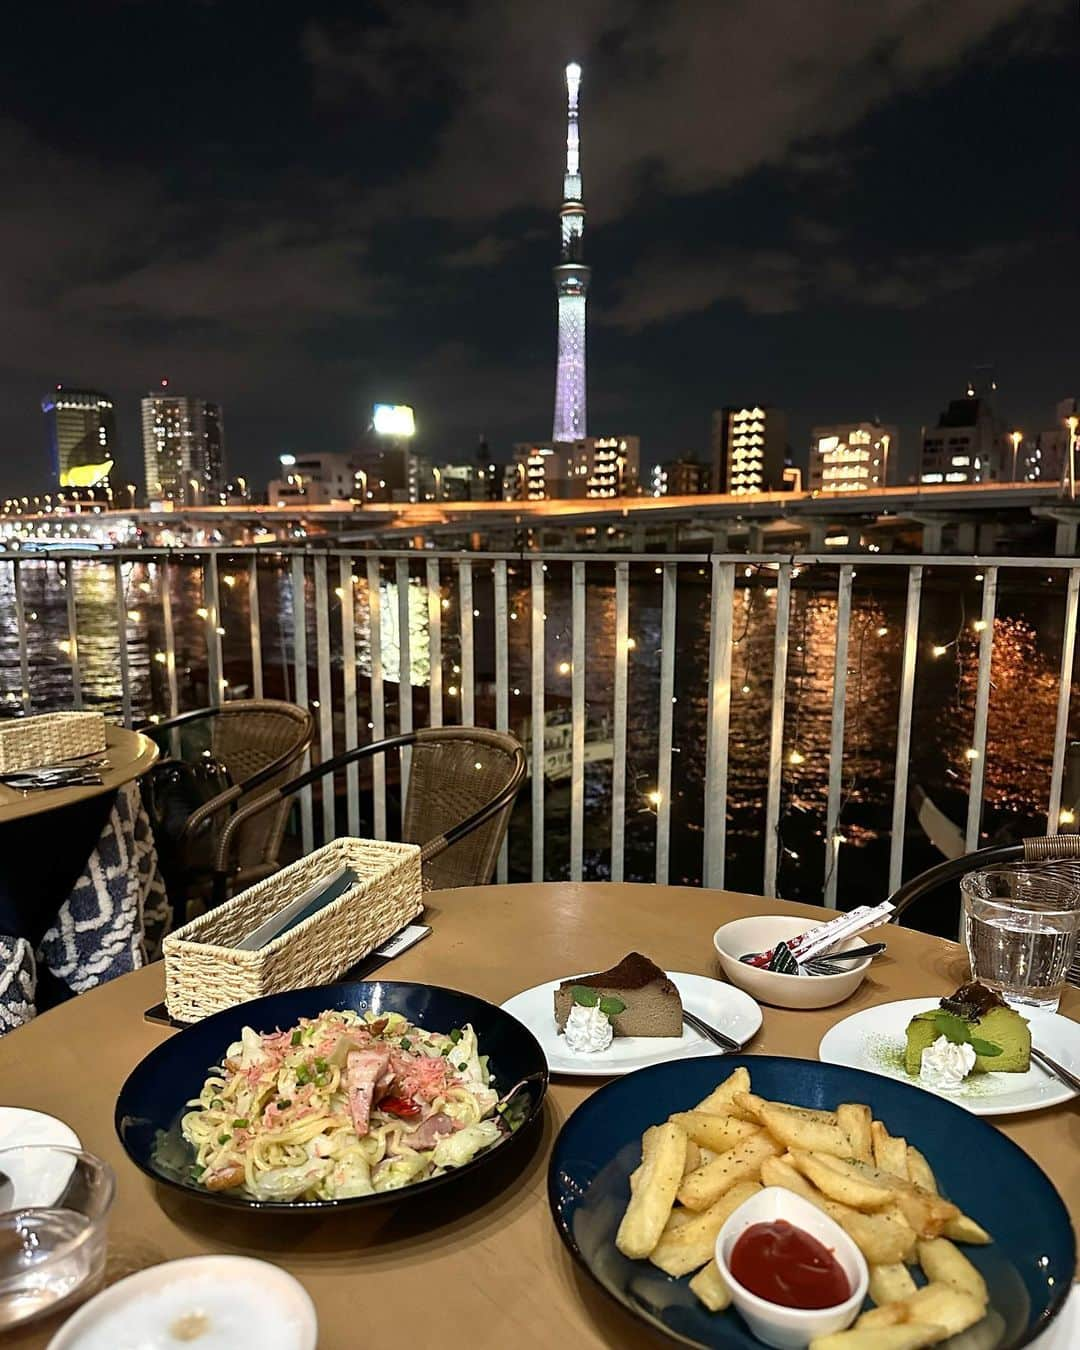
[181,1009,502,1202]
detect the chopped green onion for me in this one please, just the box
[314,1057,328,1073]
[291,1030,302,1046]
[217,1133,231,1145]
[400,1037,411,1051]
[276,1099,291,1110]
[457,1063,467,1072]
[232,1119,249,1129]
[295,1064,311,1085]
[449,1028,463,1044]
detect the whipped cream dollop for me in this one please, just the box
[563,1003,615,1055]
[919,1034,976,1091]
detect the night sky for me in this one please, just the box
[0,0,1076,496]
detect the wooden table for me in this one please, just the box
[0,724,158,824]
[3,883,1077,1349]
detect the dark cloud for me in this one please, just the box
[0,0,1072,493]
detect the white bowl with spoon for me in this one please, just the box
[713,915,874,1009]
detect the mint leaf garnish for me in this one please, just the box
[970,1037,1002,1057]
[572,985,599,1008]
[599,995,626,1017]
[932,1011,973,1046]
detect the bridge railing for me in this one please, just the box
[0,547,1076,905]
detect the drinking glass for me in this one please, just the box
[0,1146,115,1331]
[961,866,1080,1013]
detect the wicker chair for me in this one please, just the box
[210,726,526,903]
[887,833,1080,985]
[145,700,314,911]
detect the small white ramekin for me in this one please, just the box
[715,1186,868,1349]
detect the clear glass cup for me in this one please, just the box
[0,1146,115,1331]
[961,866,1080,1013]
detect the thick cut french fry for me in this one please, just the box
[917,1238,988,1305]
[615,1121,688,1259]
[809,1324,945,1350]
[661,1207,694,1232]
[790,1152,894,1210]
[669,1111,762,1153]
[677,1132,780,1211]
[905,1145,937,1195]
[837,1102,873,1162]
[871,1121,910,1179]
[730,1091,767,1122]
[856,1304,909,1329]
[683,1139,701,1176]
[761,1106,856,1158]
[649,1180,762,1276]
[868,1263,919,1306]
[693,1067,751,1114]
[824,1202,918,1265]
[688,1259,733,1311]
[942,1212,991,1246]
[807,1154,959,1238]
[891,1186,959,1239]
[760,1156,831,1209]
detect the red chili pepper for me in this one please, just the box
[380,1096,421,1119]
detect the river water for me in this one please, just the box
[0,555,1076,920]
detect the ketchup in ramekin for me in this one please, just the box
[729,1219,850,1310]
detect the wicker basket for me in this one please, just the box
[0,712,107,773]
[163,837,423,1022]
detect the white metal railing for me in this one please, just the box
[1,547,1077,904]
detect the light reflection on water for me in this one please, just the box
[0,557,1074,910]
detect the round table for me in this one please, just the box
[2,883,1077,1350]
[0,725,158,824]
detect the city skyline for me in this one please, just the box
[0,2,1075,497]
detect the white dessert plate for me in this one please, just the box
[0,1106,81,1206]
[818,997,1080,1116]
[0,1106,80,1153]
[500,972,762,1077]
[46,1255,317,1350]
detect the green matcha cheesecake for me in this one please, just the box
[904,982,1031,1077]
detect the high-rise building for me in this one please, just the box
[650,457,710,496]
[141,389,225,505]
[1029,398,1079,485]
[711,406,787,494]
[266,452,354,506]
[552,63,589,445]
[809,421,898,493]
[920,376,1000,485]
[513,437,639,500]
[42,387,117,491]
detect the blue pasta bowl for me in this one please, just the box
[548,1055,1074,1348]
[116,980,547,1212]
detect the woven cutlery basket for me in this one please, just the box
[0,711,107,773]
[163,837,423,1022]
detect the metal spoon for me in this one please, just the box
[803,943,887,975]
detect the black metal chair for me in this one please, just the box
[142,701,314,914]
[210,726,527,904]
[887,833,1080,921]
[887,833,1080,985]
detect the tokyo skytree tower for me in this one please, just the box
[552,62,590,443]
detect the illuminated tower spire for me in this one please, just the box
[552,61,589,443]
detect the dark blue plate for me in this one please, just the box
[548,1055,1074,1349]
[116,980,547,1211]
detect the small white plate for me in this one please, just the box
[0,1107,81,1206]
[0,1106,80,1153]
[501,972,762,1077]
[818,998,1080,1116]
[47,1255,317,1350]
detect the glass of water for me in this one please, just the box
[0,1146,115,1331]
[961,866,1080,1013]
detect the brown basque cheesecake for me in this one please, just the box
[554,952,683,1038]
